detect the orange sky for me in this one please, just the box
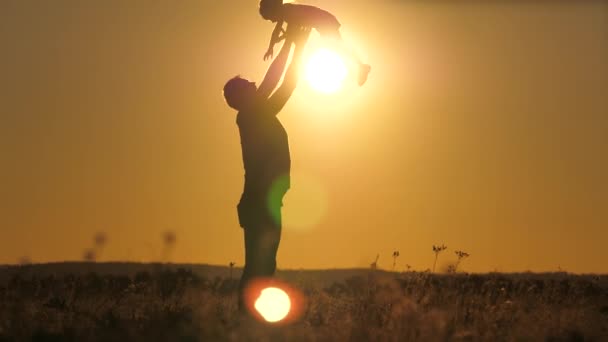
[1,0,607,273]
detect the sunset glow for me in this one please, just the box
[1,1,607,274]
[305,48,348,93]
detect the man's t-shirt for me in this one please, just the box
[236,100,290,227]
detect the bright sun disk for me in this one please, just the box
[305,48,348,94]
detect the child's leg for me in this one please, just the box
[323,30,362,65]
[322,29,371,85]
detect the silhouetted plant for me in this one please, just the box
[163,231,176,245]
[94,232,107,260]
[392,251,400,271]
[370,254,379,270]
[83,249,96,262]
[432,244,447,273]
[18,256,32,265]
[229,262,235,280]
[162,230,177,262]
[454,250,470,272]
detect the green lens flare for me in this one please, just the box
[267,174,290,226]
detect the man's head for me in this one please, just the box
[259,0,283,22]
[223,76,256,111]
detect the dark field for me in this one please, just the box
[1,263,607,341]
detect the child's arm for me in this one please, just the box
[264,20,285,61]
[257,29,293,100]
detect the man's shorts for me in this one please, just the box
[237,191,286,229]
[238,175,290,229]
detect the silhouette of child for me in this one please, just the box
[259,0,371,86]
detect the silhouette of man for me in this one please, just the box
[223,25,310,313]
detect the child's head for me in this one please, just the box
[223,76,256,111]
[259,0,283,22]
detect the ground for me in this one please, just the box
[0,263,606,341]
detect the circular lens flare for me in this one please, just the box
[254,287,291,323]
[305,49,348,94]
[243,278,306,325]
[282,172,329,231]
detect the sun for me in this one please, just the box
[305,48,348,94]
[254,287,291,323]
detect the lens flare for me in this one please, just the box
[254,287,291,323]
[282,172,329,231]
[305,48,348,94]
[243,278,306,325]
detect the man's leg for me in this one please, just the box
[238,223,282,313]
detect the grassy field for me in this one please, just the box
[1,263,606,341]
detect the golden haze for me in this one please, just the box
[0,1,607,273]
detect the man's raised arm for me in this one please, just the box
[265,26,311,116]
[256,29,294,100]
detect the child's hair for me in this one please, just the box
[259,0,283,20]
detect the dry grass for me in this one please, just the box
[0,264,607,341]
